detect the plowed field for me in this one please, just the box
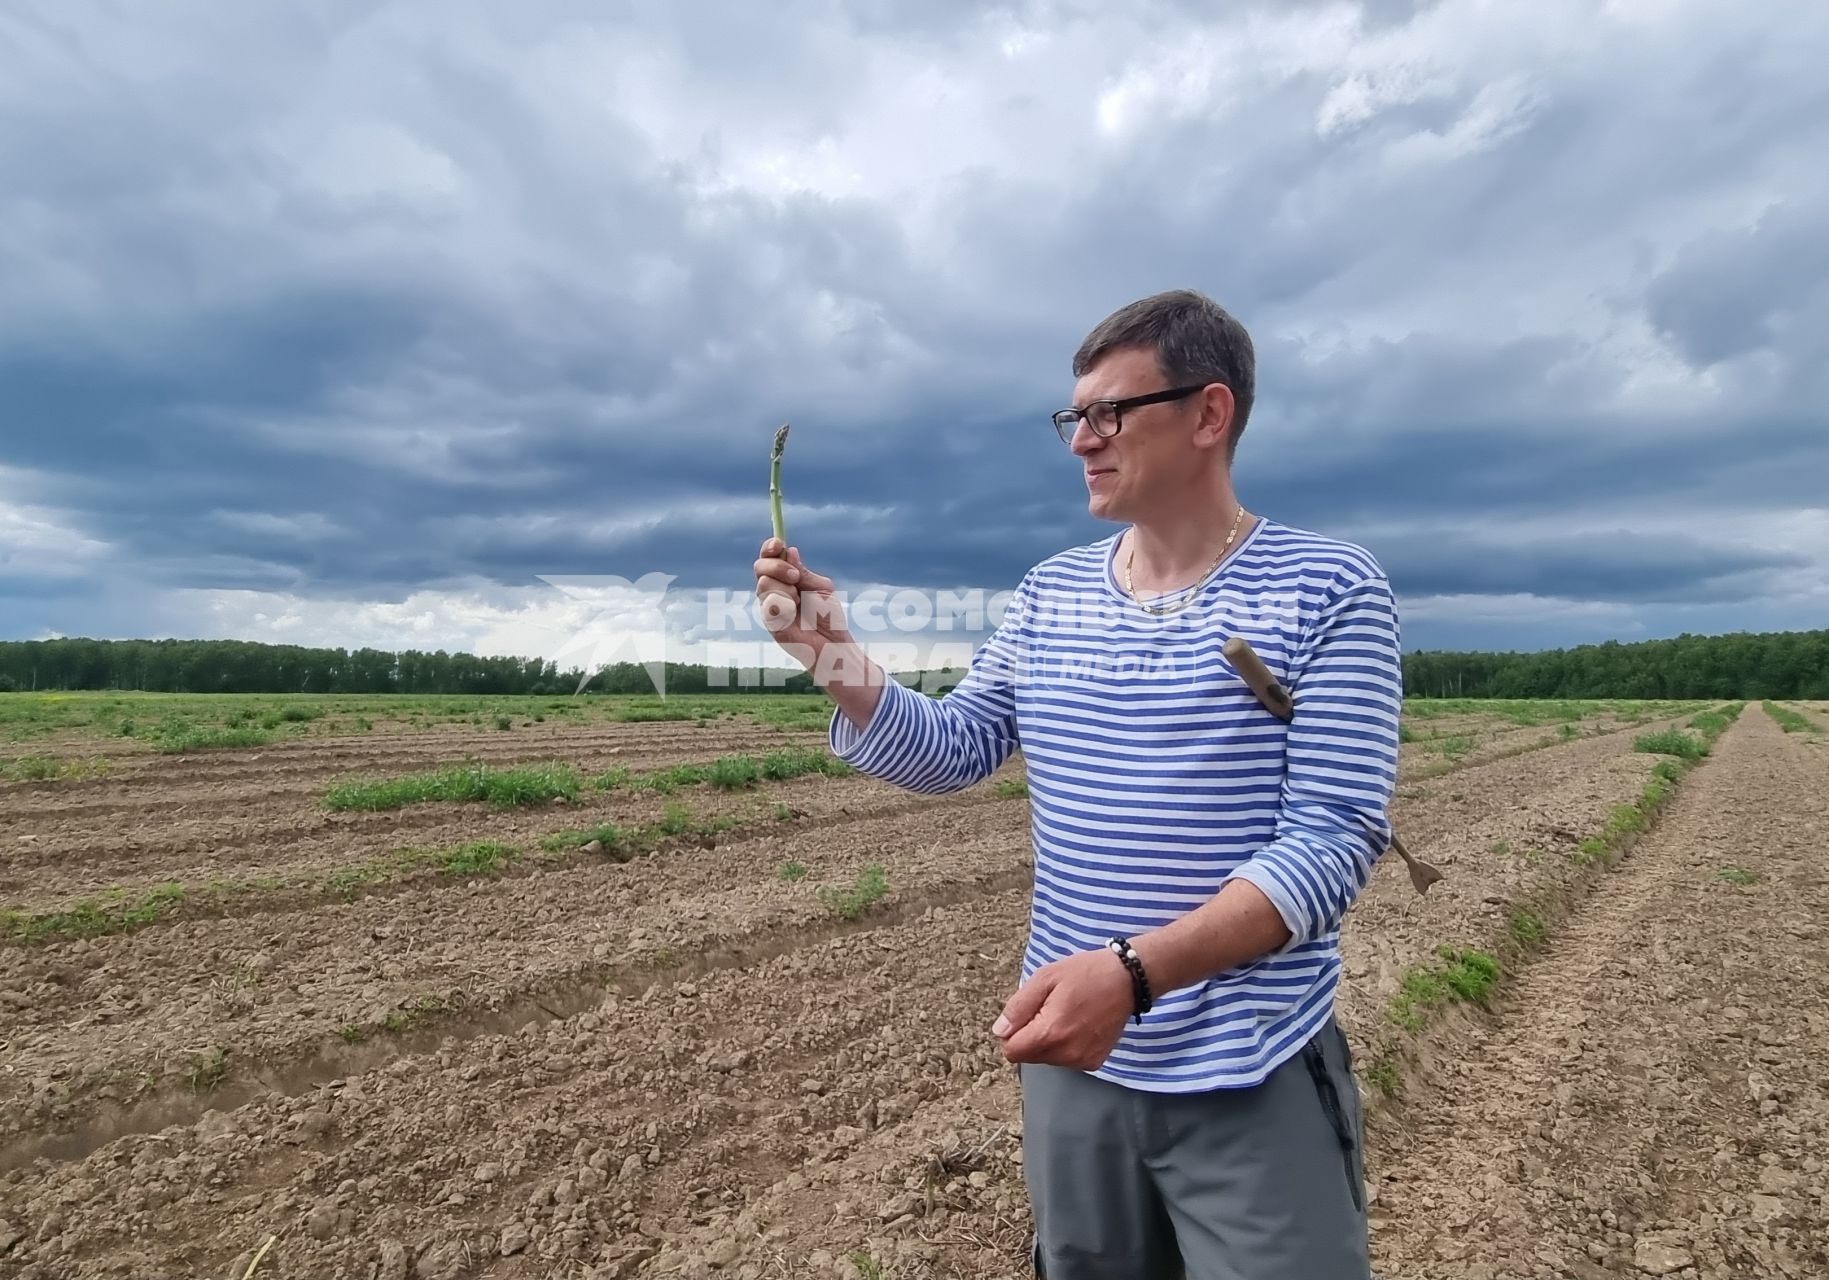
[6,695,1817,1279]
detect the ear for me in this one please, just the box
[1192,383,1235,452]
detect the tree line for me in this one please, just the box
[1401,628,1828,699]
[0,628,1823,699]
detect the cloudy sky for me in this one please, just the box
[2,0,1825,671]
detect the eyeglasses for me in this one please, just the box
[1050,384,1211,444]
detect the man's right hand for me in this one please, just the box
[754,537,850,660]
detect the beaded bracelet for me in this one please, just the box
[1106,936,1154,1023]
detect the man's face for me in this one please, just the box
[1067,346,1201,522]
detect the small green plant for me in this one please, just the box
[819,863,889,920]
[1490,839,1512,856]
[709,755,762,790]
[1508,910,1547,948]
[156,725,274,754]
[994,778,1029,798]
[337,1024,366,1043]
[847,1252,885,1280]
[659,801,693,835]
[1717,867,1757,885]
[187,1047,229,1093]
[780,860,809,881]
[1435,735,1474,762]
[1633,729,1706,760]
[438,840,519,877]
[1762,701,1814,733]
[539,823,630,856]
[1364,1057,1401,1097]
[1388,948,1499,1031]
[494,714,513,730]
[322,760,581,811]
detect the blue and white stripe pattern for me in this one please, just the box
[829,518,1403,1092]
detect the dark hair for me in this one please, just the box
[1071,289,1256,458]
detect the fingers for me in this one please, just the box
[993,969,1056,1040]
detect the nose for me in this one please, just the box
[1070,419,1105,457]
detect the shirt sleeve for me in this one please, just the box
[1222,562,1403,950]
[827,575,1030,793]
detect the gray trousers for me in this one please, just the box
[1020,1016,1371,1280]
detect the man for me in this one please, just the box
[753,289,1401,1278]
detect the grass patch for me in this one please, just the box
[598,747,852,796]
[0,882,188,944]
[437,840,519,876]
[818,863,889,921]
[0,753,113,782]
[847,1253,887,1280]
[1387,947,1499,1032]
[380,995,455,1035]
[322,760,582,811]
[1689,709,1733,737]
[156,725,275,754]
[1762,701,1815,733]
[1434,734,1475,762]
[1364,1057,1402,1097]
[538,823,631,855]
[187,1048,229,1093]
[1508,909,1547,948]
[1717,866,1757,885]
[1633,729,1706,760]
[780,860,809,881]
[994,778,1029,798]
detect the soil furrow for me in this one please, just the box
[1364,709,1829,1280]
[4,706,1686,910]
[0,729,827,826]
[0,889,1035,1279]
[0,799,1037,1144]
[0,767,1005,912]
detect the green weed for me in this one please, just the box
[322,760,581,811]
[1762,701,1815,733]
[1388,948,1499,1031]
[1633,730,1706,760]
[818,863,890,921]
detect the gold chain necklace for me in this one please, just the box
[1124,505,1247,616]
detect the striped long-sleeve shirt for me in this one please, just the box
[828,517,1403,1092]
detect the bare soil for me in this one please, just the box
[0,725,832,903]
[1363,708,1829,1280]
[0,703,1797,1280]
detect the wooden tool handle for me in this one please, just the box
[1222,636,1293,721]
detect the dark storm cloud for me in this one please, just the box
[1,0,1826,650]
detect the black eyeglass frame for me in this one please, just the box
[1050,383,1214,443]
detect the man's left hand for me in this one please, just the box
[992,948,1135,1070]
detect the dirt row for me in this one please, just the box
[2,703,1671,913]
[1363,706,1827,1280]
[0,724,828,825]
[0,788,1032,1153]
[0,763,944,912]
[0,708,1715,1278]
[0,703,1700,1149]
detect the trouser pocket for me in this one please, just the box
[1302,1032,1365,1214]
